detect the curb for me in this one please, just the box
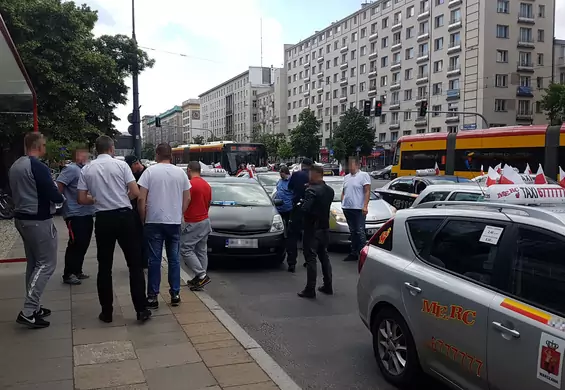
[162,254,302,390]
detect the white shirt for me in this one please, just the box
[78,154,136,212]
[342,171,371,210]
[137,163,191,224]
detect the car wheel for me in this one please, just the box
[383,173,390,180]
[372,307,420,387]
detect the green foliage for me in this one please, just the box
[253,133,286,159]
[541,83,565,125]
[290,109,321,159]
[141,143,155,160]
[332,108,375,161]
[277,138,294,160]
[0,0,155,147]
[192,135,205,145]
[207,135,219,142]
[45,139,87,163]
[250,125,262,143]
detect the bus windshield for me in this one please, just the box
[224,144,267,174]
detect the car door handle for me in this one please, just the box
[404,282,422,294]
[492,321,521,339]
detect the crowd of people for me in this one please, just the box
[8,131,372,327]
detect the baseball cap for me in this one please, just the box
[301,158,313,167]
[124,155,139,167]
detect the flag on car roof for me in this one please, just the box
[480,165,484,176]
[559,166,565,188]
[523,163,533,175]
[339,163,345,176]
[535,164,548,184]
[499,164,525,185]
[494,163,502,174]
[434,162,440,175]
[486,167,499,187]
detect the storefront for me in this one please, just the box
[319,147,330,163]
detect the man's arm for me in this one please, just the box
[301,188,316,213]
[362,173,371,214]
[182,189,191,213]
[32,159,64,204]
[76,169,95,205]
[137,186,148,223]
[56,182,65,194]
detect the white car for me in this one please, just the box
[411,184,485,207]
[472,173,558,186]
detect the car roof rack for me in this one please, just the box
[415,201,565,226]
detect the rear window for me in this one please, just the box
[449,192,482,202]
[419,191,450,204]
[369,219,394,251]
[407,218,445,255]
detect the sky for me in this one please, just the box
[85,0,565,134]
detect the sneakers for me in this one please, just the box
[317,285,334,295]
[63,274,81,285]
[171,294,181,307]
[287,265,296,273]
[16,311,50,328]
[98,312,113,323]
[77,273,90,280]
[189,274,211,291]
[147,297,159,310]
[297,289,316,299]
[36,307,52,318]
[137,309,152,322]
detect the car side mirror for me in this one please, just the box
[274,199,283,206]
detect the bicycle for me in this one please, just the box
[0,189,14,219]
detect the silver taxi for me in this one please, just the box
[411,184,484,208]
[357,189,565,390]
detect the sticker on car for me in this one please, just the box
[537,332,565,388]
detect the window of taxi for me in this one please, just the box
[509,226,565,316]
[448,192,482,202]
[389,178,414,193]
[419,191,450,204]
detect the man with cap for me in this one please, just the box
[125,155,145,181]
[125,155,147,268]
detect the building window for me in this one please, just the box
[497,0,509,14]
[496,50,508,63]
[496,25,509,38]
[494,99,507,112]
[495,74,508,87]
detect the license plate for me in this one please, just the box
[225,238,258,248]
[366,229,377,236]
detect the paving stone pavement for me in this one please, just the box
[0,217,281,390]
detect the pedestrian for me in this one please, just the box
[77,136,151,323]
[137,144,191,308]
[274,165,293,230]
[341,157,371,262]
[180,161,212,291]
[297,165,334,299]
[56,146,95,285]
[125,155,148,269]
[286,158,313,272]
[10,132,65,328]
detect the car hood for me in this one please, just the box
[330,199,395,222]
[209,205,276,231]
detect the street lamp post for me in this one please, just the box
[131,0,141,158]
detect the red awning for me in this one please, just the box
[0,12,37,130]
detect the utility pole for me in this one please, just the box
[131,0,141,158]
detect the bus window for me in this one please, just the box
[400,150,446,171]
[454,148,544,172]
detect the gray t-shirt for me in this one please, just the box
[56,163,95,218]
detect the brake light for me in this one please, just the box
[358,245,369,273]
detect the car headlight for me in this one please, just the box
[270,214,285,232]
[331,209,347,223]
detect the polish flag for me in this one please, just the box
[246,164,255,178]
[434,162,440,175]
[499,164,525,185]
[494,163,502,174]
[559,166,565,188]
[486,167,499,187]
[339,164,346,176]
[523,163,533,175]
[480,165,484,176]
[535,164,548,184]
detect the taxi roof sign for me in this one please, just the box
[415,169,438,177]
[484,184,565,205]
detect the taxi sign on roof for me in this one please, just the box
[416,169,437,177]
[485,184,565,205]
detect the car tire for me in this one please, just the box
[383,173,390,180]
[371,307,421,388]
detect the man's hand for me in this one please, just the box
[362,205,369,215]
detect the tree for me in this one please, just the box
[45,139,87,164]
[250,125,262,143]
[192,135,205,145]
[277,138,294,160]
[290,109,321,159]
[207,135,219,143]
[255,133,285,160]
[332,108,375,161]
[141,143,155,160]
[541,83,565,125]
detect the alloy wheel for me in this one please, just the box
[376,318,407,376]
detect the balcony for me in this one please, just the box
[368,70,378,78]
[317,56,324,63]
[303,76,310,83]
[391,61,402,71]
[304,62,310,68]
[368,88,377,97]
[417,8,430,20]
[390,82,402,91]
[369,32,379,41]
[317,87,324,94]
[304,90,310,97]
[317,102,323,108]
[446,89,461,100]
[445,113,460,123]
[340,45,349,53]
[447,65,461,76]
[390,100,401,110]
[416,73,429,84]
[415,117,428,126]
[417,32,430,42]
[339,95,347,103]
[369,51,378,60]
[391,41,402,51]
[517,60,535,72]
[416,94,428,104]
[392,22,402,32]
[447,41,462,54]
[448,18,462,31]
[416,52,430,63]
[340,62,348,70]
[389,121,400,130]
[340,78,348,86]
[517,38,535,48]
[516,111,534,122]
[448,0,462,7]
[317,72,324,78]
[518,12,535,24]
[516,86,534,97]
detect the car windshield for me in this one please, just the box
[257,174,279,187]
[209,182,273,206]
[325,181,379,202]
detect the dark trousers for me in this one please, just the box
[343,208,367,258]
[303,228,332,291]
[95,208,147,314]
[286,205,303,266]
[63,215,94,278]
[132,209,148,268]
[279,210,291,236]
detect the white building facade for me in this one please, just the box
[181,99,204,141]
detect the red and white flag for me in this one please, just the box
[534,164,548,184]
[246,164,255,178]
[560,166,565,188]
[480,165,484,176]
[523,163,533,175]
[486,167,499,187]
[499,164,525,185]
[494,163,502,174]
[339,164,345,176]
[434,162,440,175]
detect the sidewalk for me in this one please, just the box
[0,217,291,390]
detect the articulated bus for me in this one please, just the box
[391,125,565,180]
[171,141,267,175]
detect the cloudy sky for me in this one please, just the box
[86,0,565,133]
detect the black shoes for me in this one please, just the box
[63,274,81,285]
[136,309,152,322]
[36,307,52,318]
[287,265,296,273]
[147,297,159,310]
[297,289,316,299]
[77,273,90,280]
[189,275,211,291]
[99,312,113,323]
[17,311,50,328]
[317,285,334,295]
[171,294,181,307]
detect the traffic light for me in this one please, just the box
[419,101,428,117]
[155,117,161,127]
[127,112,134,135]
[363,100,371,116]
[374,100,383,117]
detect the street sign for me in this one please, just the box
[356,146,361,152]
[329,149,334,156]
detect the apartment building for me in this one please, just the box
[181,99,204,142]
[199,67,276,141]
[257,68,288,135]
[284,0,554,147]
[144,106,184,146]
[554,39,565,84]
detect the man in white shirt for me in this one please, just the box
[138,144,191,309]
[341,158,371,262]
[77,136,151,323]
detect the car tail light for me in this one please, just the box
[359,217,395,273]
[358,245,369,273]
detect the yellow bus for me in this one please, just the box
[391,125,565,179]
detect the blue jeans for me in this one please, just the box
[343,209,366,257]
[144,223,181,297]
